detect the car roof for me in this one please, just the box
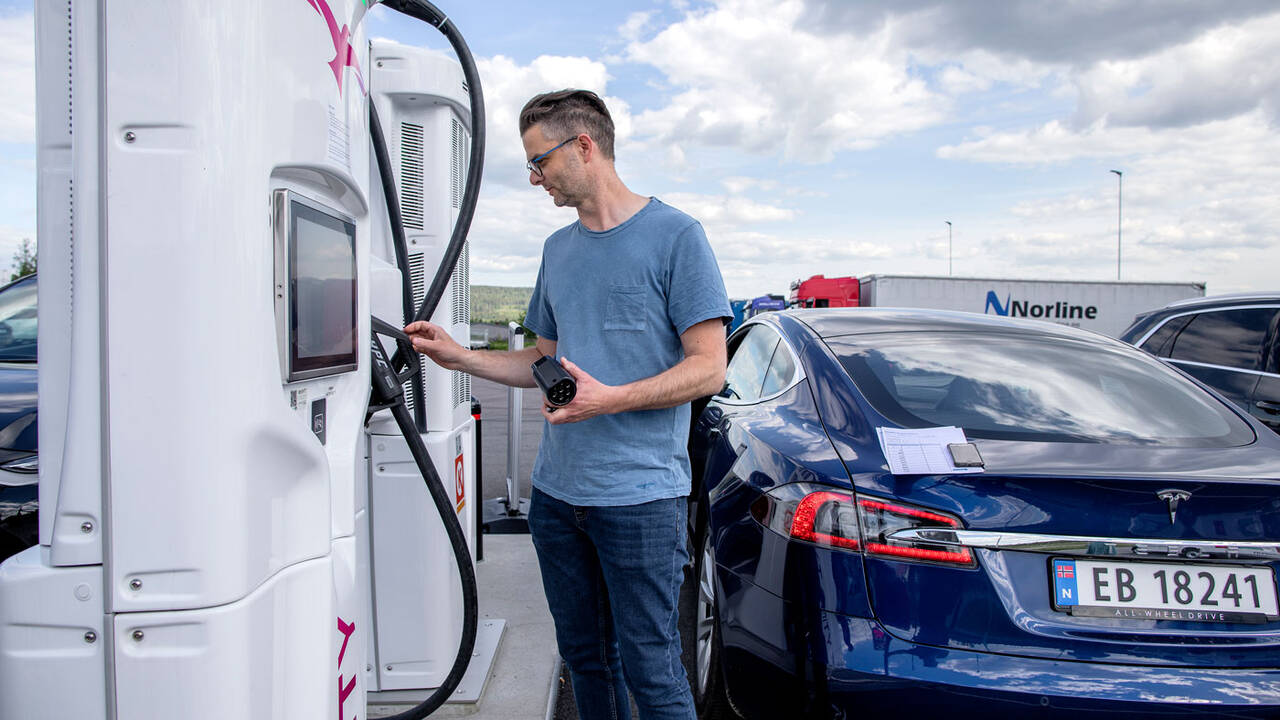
[766,307,1112,342]
[1154,292,1280,312]
[0,274,35,294]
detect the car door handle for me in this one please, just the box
[1257,400,1280,415]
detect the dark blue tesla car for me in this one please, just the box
[0,274,37,563]
[681,308,1280,719]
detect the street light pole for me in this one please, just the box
[1110,169,1122,280]
[945,220,952,276]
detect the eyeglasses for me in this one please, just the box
[526,137,577,177]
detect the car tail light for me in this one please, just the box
[788,491,860,550]
[757,484,974,567]
[857,497,974,566]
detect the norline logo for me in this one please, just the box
[985,291,1098,321]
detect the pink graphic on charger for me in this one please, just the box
[306,0,367,96]
[337,617,358,720]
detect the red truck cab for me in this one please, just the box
[788,274,860,308]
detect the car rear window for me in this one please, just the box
[722,326,779,402]
[1135,313,1192,357]
[826,331,1255,446]
[1167,307,1276,371]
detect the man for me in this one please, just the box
[405,89,730,719]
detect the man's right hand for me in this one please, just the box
[406,322,554,389]
[404,321,469,371]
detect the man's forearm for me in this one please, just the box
[459,346,542,388]
[611,352,725,413]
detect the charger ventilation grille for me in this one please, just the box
[402,251,428,412]
[400,122,425,229]
[408,251,427,310]
[450,117,466,209]
[452,370,470,410]
[451,241,469,326]
[451,240,470,409]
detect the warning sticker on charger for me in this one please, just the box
[454,454,465,513]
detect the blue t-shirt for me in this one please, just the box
[523,198,731,506]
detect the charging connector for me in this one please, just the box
[532,355,576,407]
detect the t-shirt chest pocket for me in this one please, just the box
[603,283,649,331]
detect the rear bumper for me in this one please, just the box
[718,574,1280,719]
[831,615,1280,715]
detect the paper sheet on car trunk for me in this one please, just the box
[875,426,984,475]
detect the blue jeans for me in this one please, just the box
[528,486,696,720]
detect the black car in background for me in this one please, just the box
[0,274,38,562]
[1120,293,1280,433]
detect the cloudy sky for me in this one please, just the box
[2,1,1278,298]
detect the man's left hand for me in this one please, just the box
[542,358,618,424]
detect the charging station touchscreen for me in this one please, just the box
[287,198,358,381]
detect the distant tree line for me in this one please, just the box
[470,284,533,324]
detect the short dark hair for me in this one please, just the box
[519,89,615,160]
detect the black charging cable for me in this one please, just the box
[367,319,479,720]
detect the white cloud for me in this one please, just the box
[5,3,1275,300]
[0,12,35,143]
[939,119,1142,164]
[931,107,1280,294]
[662,192,796,227]
[473,53,631,189]
[798,1,1278,70]
[911,8,1280,296]
[663,142,687,171]
[1071,13,1280,129]
[914,47,1059,96]
[720,176,778,194]
[708,228,898,298]
[938,65,992,95]
[623,0,946,162]
[618,11,655,43]
[467,186,575,283]
[384,5,1280,296]
[466,187,806,291]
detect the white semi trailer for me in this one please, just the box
[857,275,1205,337]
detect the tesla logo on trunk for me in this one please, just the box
[1156,489,1192,524]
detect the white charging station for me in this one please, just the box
[364,39,497,700]
[0,3,491,718]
